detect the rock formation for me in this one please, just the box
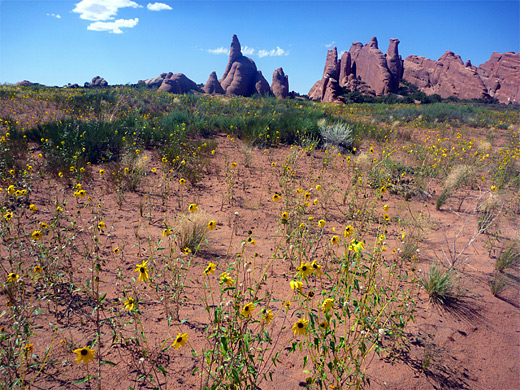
[308,48,342,102]
[219,35,270,97]
[271,67,289,99]
[403,51,489,100]
[349,37,395,96]
[477,52,520,103]
[15,80,34,87]
[309,37,400,102]
[203,71,224,94]
[386,38,403,92]
[157,73,200,94]
[254,71,270,95]
[138,72,200,94]
[309,36,520,103]
[90,76,108,87]
[139,72,170,87]
[338,51,351,86]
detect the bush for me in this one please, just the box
[318,119,353,152]
[420,265,462,305]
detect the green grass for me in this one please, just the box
[420,265,462,305]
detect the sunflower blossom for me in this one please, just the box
[73,346,95,365]
[344,225,354,238]
[290,280,303,292]
[172,333,188,350]
[204,262,216,275]
[297,262,313,278]
[322,298,334,312]
[261,308,274,325]
[220,272,234,286]
[241,302,255,317]
[292,318,309,336]
[135,260,149,282]
[7,273,19,283]
[124,297,135,311]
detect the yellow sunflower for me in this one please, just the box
[297,262,313,278]
[292,318,309,336]
[172,333,188,350]
[261,308,274,325]
[241,302,255,317]
[73,346,95,365]
[204,262,216,275]
[134,260,149,282]
[123,297,135,311]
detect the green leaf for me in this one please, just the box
[157,365,167,376]
[74,375,92,384]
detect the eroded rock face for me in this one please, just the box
[309,37,401,101]
[91,76,108,87]
[271,67,289,99]
[222,34,242,81]
[322,78,341,103]
[157,73,200,94]
[323,47,340,79]
[338,51,352,87]
[308,47,341,102]
[309,36,518,103]
[219,35,270,97]
[478,52,520,103]
[15,80,34,87]
[254,71,270,96]
[220,56,258,96]
[203,71,224,94]
[403,51,489,100]
[349,37,394,96]
[386,38,403,91]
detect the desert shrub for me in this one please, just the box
[436,165,474,210]
[494,158,520,190]
[0,129,28,185]
[107,151,146,193]
[477,193,502,232]
[420,265,463,305]
[160,139,216,186]
[495,241,519,272]
[27,120,126,172]
[489,272,509,296]
[318,119,353,152]
[176,210,211,252]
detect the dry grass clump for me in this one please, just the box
[436,164,474,210]
[477,193,502,232]
[477,140,491,154]
[354,152,372,172]
[176,210,211,252]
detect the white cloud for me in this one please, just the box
[257,47,288,58]
[208,47,229,55]
[87,18,139,34]
[206,45,288,58]
[147,2,172,11]
[242,46,255,56]
[73,0,141,21]
[325,41,335,48]
[46,13,62,19]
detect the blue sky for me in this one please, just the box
[1,0,519,94]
